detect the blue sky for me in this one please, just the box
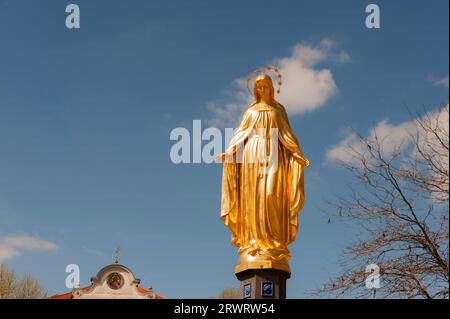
[0,0,448,298]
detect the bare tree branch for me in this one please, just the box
[313,105,449,299]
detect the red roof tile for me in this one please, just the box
[48,285,165,299]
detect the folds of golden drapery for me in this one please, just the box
[219,103,309,252]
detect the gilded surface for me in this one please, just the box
[217,74,309,274]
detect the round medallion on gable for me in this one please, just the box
[107,272,124,290]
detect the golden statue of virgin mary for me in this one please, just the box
[217,69,309,274]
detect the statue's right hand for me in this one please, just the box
[215,153,227,163]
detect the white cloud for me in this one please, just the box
[0,234,58,264]
[327,120,415,165]
[327,105,449,166]
[207,39,349,127]
[427,74,449,89]
[82,246,106,257]
[0,244,20,264]
[327,105,449,204]
[413,105,449,169]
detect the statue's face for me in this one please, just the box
[256,80,272,100]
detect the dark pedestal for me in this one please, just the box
[236,269,290,299]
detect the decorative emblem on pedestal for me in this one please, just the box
[261,281,274,297]
[243,284,252,299]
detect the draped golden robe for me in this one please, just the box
[219,102,309,274]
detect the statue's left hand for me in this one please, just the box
[293,153,310,167]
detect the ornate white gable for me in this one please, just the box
[71,264,156,299]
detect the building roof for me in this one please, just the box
[48,263,165,299]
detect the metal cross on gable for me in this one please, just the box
[113,246,121,264]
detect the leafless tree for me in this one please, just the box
[0,265,47,299]
[315,105,449,299]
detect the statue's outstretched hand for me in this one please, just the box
[293,153,310,167]
[215,153,227,163]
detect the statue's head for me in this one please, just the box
[254,74,275,103]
